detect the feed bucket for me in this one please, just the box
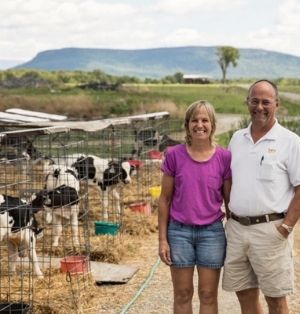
[95,221,120,235]
[149,186,161,199]
[148,150,163,160]
[128,159,144,169]
[60,255,89,275]
[129,201,151,215]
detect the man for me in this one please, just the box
[223,79,300,314]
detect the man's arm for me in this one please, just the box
[277,185,300,237]
[223,178,232,219]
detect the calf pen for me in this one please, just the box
[85,115,184,220]
[0,112,185,312]
[0,126,90,313]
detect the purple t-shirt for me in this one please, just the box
[161,144,231,225]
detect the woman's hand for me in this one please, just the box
[159,239,172,265]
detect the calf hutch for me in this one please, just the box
[0,110,184,313]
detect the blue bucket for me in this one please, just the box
[95,221,120,235]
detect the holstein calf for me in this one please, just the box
[42,164,80,247]
[131,127,160,158]
[0,194,44,278]
[0,135,43,164]
[72,155,133,220]
[158,134,181,152]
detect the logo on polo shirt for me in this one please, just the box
[267,148,276,154]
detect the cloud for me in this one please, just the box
[0,0,140,59]
[151,0,241,14]
[160,28,208,47]
[241,0,300,56]
[0,0,300,61]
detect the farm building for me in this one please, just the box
[183,74,211,84]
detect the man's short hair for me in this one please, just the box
[247,79,279,99]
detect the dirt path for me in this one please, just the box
[238,84,300,104]
[216,113,243,135]
[280,92,300,103]
[124,223,300,314]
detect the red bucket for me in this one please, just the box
[148,150,163,160]
[60,256,89,275]
[129,202,151,215]
[128,159,144,168]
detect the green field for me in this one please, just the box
[1,82,299,149]
[1,83,300,120]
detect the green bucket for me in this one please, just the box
[95,221,120,235]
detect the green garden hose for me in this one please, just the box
[120,257,161,314]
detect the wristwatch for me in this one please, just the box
[281,223,293,233]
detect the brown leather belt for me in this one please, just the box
[230,212,285,226]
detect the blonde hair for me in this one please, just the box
[184,100,217,146]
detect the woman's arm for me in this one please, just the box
[158,173,174,265]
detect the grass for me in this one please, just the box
[1,83,300,119]
[217,116,300,148]
[279,86,300,93]
[127,84,249,114]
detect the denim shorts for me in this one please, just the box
[168,220,226,268]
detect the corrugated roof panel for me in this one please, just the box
[20,111,170,132]
[5,108,67,121]
[0,112,50,122]
[0,111,170,131]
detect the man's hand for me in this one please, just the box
[276,225,290,238]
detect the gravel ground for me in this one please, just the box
[122,223,300,314]
[280,92,300,103]
[126,259,245,314]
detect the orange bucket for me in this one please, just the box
[128,159,144,168]
[148,150,163,160]
[129,202,151,215]
[60,256,89,275]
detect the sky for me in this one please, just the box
[1,0,300,65]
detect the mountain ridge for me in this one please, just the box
[14,46,300,79]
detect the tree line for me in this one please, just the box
[1,46,299,89]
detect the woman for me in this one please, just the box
[158,100,231,314]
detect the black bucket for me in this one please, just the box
[0,303,30,313]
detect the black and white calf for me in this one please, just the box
[72,155,133,220]
[42,164,80,247]
[158,134,181,152]
[131,127,160,158]
[0,194,44,278]
[0,134,43,164]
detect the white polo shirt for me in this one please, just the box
[229,121,300,216]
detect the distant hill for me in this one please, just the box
[15,46,300,79]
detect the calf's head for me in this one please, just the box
[120,160,132,184]
[101,160,132,189]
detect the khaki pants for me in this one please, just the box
[222,218,294,297]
